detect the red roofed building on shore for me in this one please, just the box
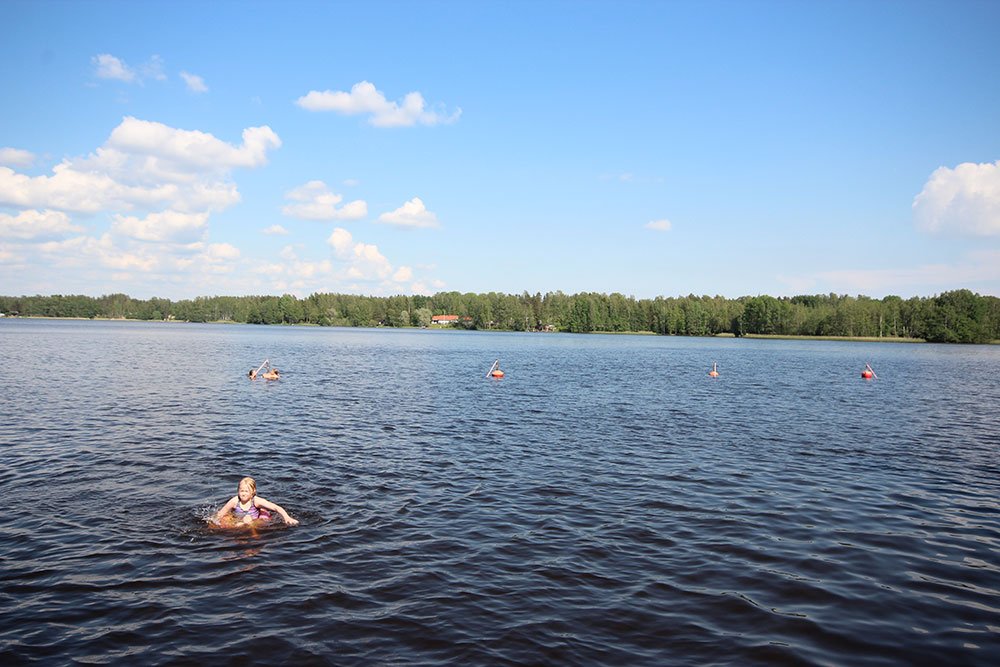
[431,314,459,325]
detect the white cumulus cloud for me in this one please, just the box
[0,147,35,168]
[258,224,424,292]
[92,53,165,84]
[327,227,354,255]
[180,71,209,93]
[108,116,281,172]
[377,197,439,229]
[37,233,159,272]
[0,164,128,214]
[256,262,286,277]
[0,117,277,216]
[295,80,461,127]
[203,242,240,262]
[262,224,289,235]
[645,219,673,232]
[0,209,84,239]
[0,117,283,298]
[111,210,210,243]
[913,160,1000,236]
[347,242,393,280]
[289,259,333,280]
[282,180,367,220]
[93,54,135,82]
[326,227,404,283]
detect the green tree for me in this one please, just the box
[413,307,432,327]
[926,289,989,343]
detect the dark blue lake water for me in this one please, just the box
[1,319,998,665]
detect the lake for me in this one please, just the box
[1,318,998,665]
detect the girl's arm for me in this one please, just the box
[255,496,299,526]
[213,496,238,523]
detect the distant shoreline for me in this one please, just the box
[7,315,1000,344]
[742,333,926,343]
[4,289,998,344]
[0,315,929,342]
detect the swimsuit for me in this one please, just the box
[233,499,263,519]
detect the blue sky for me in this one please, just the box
[1,0,998,301]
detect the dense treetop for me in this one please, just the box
[1,290,997,344]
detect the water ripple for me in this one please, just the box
[1,321,999,665]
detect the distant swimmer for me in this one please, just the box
[248,359,269,380]
[261,367,280,381]
[211,476,298,528]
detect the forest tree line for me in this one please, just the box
[1,289,998,344]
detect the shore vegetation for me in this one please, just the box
[2,289,998,344]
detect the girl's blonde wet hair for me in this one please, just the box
[239,476,256,496]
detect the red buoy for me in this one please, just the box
[861,370,873,379]
[708,361,719,378]
[490,369,504,378]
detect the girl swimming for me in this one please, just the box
[212,476,299,527]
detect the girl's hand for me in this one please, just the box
[285,517,299,527]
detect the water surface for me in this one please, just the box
[1,319,998,665]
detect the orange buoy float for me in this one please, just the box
[487,359,504,379]
[490,369,505,378]
[861,362,877,380]
[708,361,719,378]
